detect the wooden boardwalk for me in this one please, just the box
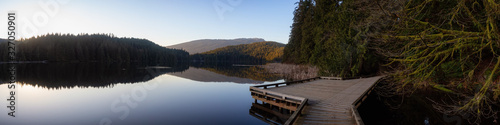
[250,76,383,125]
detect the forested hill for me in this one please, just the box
[191,41,285,63]
[166,38,265,54]
[0,34,189,65]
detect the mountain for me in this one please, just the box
[166,38,265,54]
[191,41,285,63]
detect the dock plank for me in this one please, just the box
[258,76,383,125]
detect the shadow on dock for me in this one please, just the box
[248,76,384,125]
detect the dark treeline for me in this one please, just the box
[0,33,189,66]
[191,41,284,64]
[0,63,188,89]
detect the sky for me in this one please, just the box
[0,0,298,46]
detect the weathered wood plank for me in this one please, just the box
[251,76,383,125]
[284,98,308,125]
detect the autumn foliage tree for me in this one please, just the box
[192,41,285,64]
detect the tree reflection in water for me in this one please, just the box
[0,63,188,89]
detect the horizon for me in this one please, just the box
[0,0,297,46]
[0,34,272,47]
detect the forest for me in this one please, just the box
[283,0,383,77]
[0,33,189,66]
[191,41,285,64]
[283,0,500,123]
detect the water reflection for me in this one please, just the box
[249,92,298,125]
[168,66,282,84]
[0,63,188,89]
[194,64,282,82]
[0,63,283,89]
[0,63,286,125]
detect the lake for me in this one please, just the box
[0,63,285,125]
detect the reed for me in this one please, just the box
[260,63,318,81]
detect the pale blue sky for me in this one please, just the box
[0,0,298,46]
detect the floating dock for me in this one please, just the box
[250,76,383,125]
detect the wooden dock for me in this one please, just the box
[250,76,383,125]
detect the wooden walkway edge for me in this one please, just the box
[250,76,384,125]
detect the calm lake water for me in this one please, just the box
[0,63,284,125]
